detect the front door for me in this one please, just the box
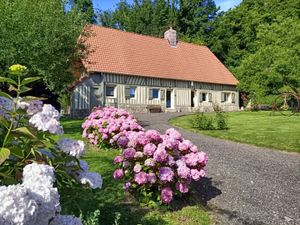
[191,90,195,107]
[166,90,172,108]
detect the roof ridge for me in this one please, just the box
[90,24,207,49]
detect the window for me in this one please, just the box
[200,93,212,102]
[125,86,136,99]
[221,92,230,103]
[232,93,236,103]
[152,89,159,98]
[201,93,207,102]
[149,88,159,100]
[106,85,115,97]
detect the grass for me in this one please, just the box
[58,117,211,225]
[169,111,300,153]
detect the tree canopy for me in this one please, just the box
[0,0,87,94]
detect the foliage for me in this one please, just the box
[170,111,300,153]
[192,113,214,130]
[0,0,87,94]
[192,112,228,130]
[98,0,219,44]
[215,112,228,130]
[209,0,300,102]
[69,0,96,23]
[235,17,300,101]
[82,106,144,148]
[0,65,102,191]
[80,209,101,225]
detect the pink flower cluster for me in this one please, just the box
[84,107,208,204]
[82,107,144,146]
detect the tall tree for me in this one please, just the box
[71,0,96,23]
[0,0,87,94]
[235,18,300,102]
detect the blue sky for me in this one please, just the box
[92,0,242,12]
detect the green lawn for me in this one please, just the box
[169,111,300,153]
[58,118,211,225]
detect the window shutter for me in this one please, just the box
[125,87,131,99]
[208,93,212,102]
[149,89,153,100]
[160,89,165,101]
[232,93,236,103]
[221,93,225,102]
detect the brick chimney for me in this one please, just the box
[164,27,177,47]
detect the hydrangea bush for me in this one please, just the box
[83,106,208,205]
[0,65,102,190]
[82,106,144,148]
[0,65,102,223]
[0,163,83,225]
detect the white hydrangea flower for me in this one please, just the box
[23,163,56,188]
[26,100,43,115]
[29,104,63,134]
[49,215,83,225]
[41,104,60,119]
[77,171,103,189]
[56,138,85,158]
[0,184,38,225]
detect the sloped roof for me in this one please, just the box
[82,25,238,86]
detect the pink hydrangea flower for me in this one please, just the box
[113,156,124,164]
[153,144,168,163]
[159,167,174,183]
[161,187,173,203]
[133,164,142,173]
[113,169,124,180]
[123,148,136,159]
[147,172,157,184]
[134,172,148,185]
[176,182,189,193]
[177,165,191,179]
[143,143,156,156]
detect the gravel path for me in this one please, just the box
[135,113,300,225]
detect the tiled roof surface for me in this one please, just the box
[82,25,239,86]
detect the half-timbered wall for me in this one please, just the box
[71,72,239,117]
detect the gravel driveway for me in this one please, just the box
[134,112,300,225]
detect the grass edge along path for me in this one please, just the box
[169,111,300,153]
[58,118,211,225]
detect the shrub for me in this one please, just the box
[112,128,208,205]
[192,113,215,130]
[0,65,103,224]
[82,106,144,148]
[215,112,228,130]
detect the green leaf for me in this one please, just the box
[0,116,9,129]
[0,91,13,100]
[20,86,32,94]
[0,77,17,85]
[21,77,41,85]
[22,96,47,102]
[10,147,24,158]
[13,127,36,139]
[0,148,10,165]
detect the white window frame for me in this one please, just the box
[150,88,160,100]
[105,85,116,98]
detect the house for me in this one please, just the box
[71,25,239,117]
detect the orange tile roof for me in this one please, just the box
[82,25,239,86]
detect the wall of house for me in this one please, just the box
[71,73,239,117]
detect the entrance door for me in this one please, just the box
[191,90,195,107]
[166,90,172,108]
